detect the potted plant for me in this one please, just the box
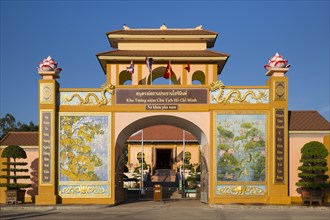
[296,141,329,205]
[0,145,31,204]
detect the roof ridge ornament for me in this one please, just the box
[160,24,167,30]
[123,24,130,30]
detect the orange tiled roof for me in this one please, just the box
[106,29,219,49]
[289,111,330,131]
[0,131,39,146]
[128,125,197,142]
[96,50,229,75]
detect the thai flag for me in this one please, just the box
[127,61,134,74]
[146,57,153,72]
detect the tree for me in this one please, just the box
[296,141,329,205]
[0,145,31,189]
[0,114,38,139]
[0,114,17,139]
[296,141,329,189]
[17,121,38,132]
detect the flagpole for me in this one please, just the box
[182,129,185,198]
[141,129,144,195]
[169,61,171,85]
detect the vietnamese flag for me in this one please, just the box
[164,61,174,79]
[185,62,190,72]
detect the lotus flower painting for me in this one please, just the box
[37,56,62,73]
[216,114,266,182]
[264,53,290,70]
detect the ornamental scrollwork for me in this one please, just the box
[275,81,286,101]
[60,185,106,195]
[217,185,265,196]
[63,83,115,106]
[209,80,268,104]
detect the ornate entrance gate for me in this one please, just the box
[35,25,291,205]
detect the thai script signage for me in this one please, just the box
[41,111,51,183]
[275,109,285,183]
[116,88,208,105]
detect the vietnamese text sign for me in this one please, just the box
[41,111,51,183]
[145,105,178,110]
[275,109,285,183]
[116,88,208,105]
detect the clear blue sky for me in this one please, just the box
[1,1,329,124]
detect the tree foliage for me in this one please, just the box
[296,141,329,189]
[0,114,38,139]
[1,145,27,159]
[0,145,31,189]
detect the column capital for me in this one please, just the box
[38,70,60,80]
[265,68,289,77]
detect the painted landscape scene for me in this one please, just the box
[216,114,266,182]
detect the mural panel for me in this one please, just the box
[215,113,267,196]
[58,113,111,197]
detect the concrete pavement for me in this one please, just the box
[1,199,329,220]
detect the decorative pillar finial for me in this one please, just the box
[37,56,62,79]
[264,53,290,76]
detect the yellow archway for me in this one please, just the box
[114,114,209,204]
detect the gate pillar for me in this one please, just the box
[35,69,60,205]
[266,68,291,204]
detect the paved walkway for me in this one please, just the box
[1,199,329,220]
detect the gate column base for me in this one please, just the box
[35,195,60,205]
[267,196,291,205]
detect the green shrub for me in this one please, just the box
[296,141,329,189]
[0,145,31,190]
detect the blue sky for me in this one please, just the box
[1,0,329,123]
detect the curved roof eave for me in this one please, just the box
[96,50,230,75]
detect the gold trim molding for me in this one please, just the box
[217,185,265,196]
[60,185,106,195]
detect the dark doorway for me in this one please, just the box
[156,149,172,169]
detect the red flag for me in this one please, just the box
[164,62,174,79]
[184,62,190,72]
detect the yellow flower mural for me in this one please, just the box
[59,115,108,182]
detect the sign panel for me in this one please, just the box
[275,109,285,183]
[116,88,208,105]
[41,111,51,183]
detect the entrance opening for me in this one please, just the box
[156,149,172,169]
[115,115,209,204]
